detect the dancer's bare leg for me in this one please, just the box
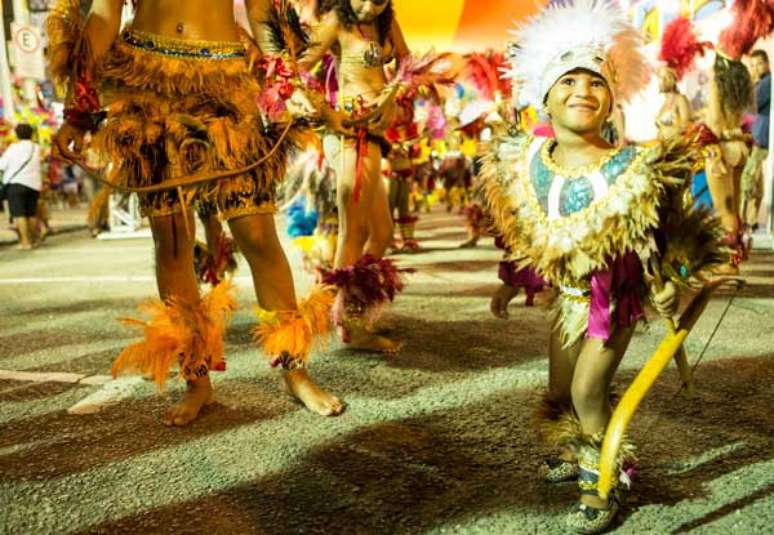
[229,213,344,416]
[743,148,767,228]
[707,158,742,273]
[366,169,395,257]
[363,173,401,336]
[394,178,420,253]
[459,234,479,248]
[387,176,400,249]
[331,140,398,352]
[548,324,582,463]
[706,162,739,235]
[201,211,224,253]
[151,211,214,426]
[570,325,635,508]
[731,165,743,230]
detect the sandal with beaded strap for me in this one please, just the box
[540,456,579,483]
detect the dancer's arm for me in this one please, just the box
[49,0,124,161]
[291,12,353,134]
[84,0,125,62]
[298,10,339,70]
[706,79,725,136]
[389,16,410,67]
[675,94,692,131]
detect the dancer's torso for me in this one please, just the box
[336,24,392,103]
[656,93,684,140]
[132,0,239,42]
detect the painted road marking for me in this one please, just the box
[0,369,112,385]
[0,275,251,285]
[67,376,147,415]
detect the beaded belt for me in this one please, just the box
[560,284,591,303]
[122,28,245,59]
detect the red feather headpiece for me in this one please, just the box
[465,51,512,101]
[659,17,712,80]
[718,0,774,59]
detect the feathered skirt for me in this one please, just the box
[93,28,293,219]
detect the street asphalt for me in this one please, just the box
[0,210,772,534]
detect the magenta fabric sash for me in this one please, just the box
[498,262,546,306]
[587,252,645,341]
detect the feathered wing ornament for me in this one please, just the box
[718,0,774,60]
[659,17,712,81]
[393,52,463,102]
[503,0,649,109]
[264,0,310,56]
[255,0,324,121]
[650,136,729,287]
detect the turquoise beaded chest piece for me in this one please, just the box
[529,141,639,219]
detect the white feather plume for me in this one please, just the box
[503,0,650,109]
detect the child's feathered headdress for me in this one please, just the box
[503,0,649,109]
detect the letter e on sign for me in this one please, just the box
[11,23,46,80]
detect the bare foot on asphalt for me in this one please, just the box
[162,375,215,426]
[346,329,402,353]
[283,368,345,416]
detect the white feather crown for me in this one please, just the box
[503,0,649,110]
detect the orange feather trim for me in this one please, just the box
[252,286,335,365]
[112,281,236,388]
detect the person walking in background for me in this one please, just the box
[741,49,770,238]
[0,124,42,250]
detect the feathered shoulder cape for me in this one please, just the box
[480,133,716,288]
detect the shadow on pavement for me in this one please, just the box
[72,356,774,535]
[0,377,297,481]
[373,315,547,373]
[672,483,774,533]
[7,298,143,317]
[72,388,566,535]
[418,258,498,274]
[625,355,774,517]
[0,327,133,361]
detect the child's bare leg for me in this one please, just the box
[571,325,635,508]
[490,283,520,319]
[549,325,582,462]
